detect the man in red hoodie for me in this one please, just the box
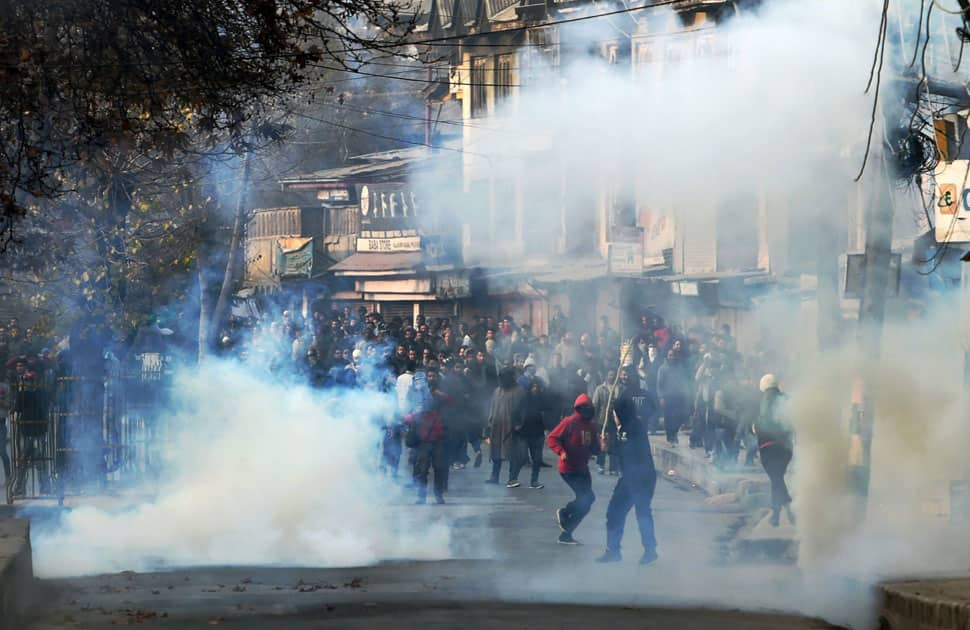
[547,393,601,545]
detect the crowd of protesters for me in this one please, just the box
[0,306,794,532]
[215,305,786,505]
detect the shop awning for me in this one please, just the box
[329,252,424,276]
[532,260,609,284]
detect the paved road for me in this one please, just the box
[25,450,834,628]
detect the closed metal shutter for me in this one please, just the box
[420,302,456,320]
[381,302,414,325]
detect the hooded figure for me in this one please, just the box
[484,368,525,484]
[596,384,659,565]
[547,393,601,545]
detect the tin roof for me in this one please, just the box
[329,251,425,274]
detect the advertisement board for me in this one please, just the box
[357,184,421,239]
[933,161,970,243]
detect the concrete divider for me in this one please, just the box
[879,579,970,630]
[0,517,32,629]
[651,441,769,507]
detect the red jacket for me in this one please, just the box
[405,409,445,443]
[547,394,601,474]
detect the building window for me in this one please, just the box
[493,178,517,243]
[495,54,515,103]
[934,116,970,162]
[467,179,490,243]
[326,206,357,236]
[471,56,489,118]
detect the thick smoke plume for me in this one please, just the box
[33,363,452,577]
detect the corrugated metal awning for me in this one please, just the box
[329,252,424,275]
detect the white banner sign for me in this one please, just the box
[356,236,421,253]
[609,242,643,276]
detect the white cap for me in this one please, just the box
[759,373,779,392]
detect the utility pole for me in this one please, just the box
[856,145,895,501]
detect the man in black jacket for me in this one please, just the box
[596,367,659,566]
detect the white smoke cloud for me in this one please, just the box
[32,362,453,577]
[407,0,968,626]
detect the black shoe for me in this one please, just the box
[529,482,544,490]
[435,495,445,505]
[639,549,659,566]
[506,480,521,488]
[484,478,499,485]
[558,532,580,545]
[595,550,622,563]
[539,461,552,468]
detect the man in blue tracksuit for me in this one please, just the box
[596,366,659,566]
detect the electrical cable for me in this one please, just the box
[931,0,968,15]
[856,0,890,182]
[910,0,926,68]
[289,110,494,159]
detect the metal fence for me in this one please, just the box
[4,353,172,504]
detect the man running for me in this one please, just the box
[547,393,600,545]
[596,366,659,566]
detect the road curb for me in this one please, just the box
[0,517,33,629]
[651,442,768,504]
[878,579,970,630]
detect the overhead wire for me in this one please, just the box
[931,0,968,15]
[855,0,891,182]
[289,110,495,160]
[910,0,926,67]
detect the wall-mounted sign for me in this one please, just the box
[639,204,675,267]
[609,242,642,276]
[356,236,422,253]
[275,237,314,278]
[842,252,902,299]
[933,161,970,244]
[358,184,421,238]
[434,272,471,299]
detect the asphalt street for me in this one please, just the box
[24,447,838,629]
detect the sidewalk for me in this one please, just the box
[651,441,970,629]
[650,439,770,508]
[0,506,33,628]
[650,440,799,564]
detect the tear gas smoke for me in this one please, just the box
[32,362,452,577]
[407,0,967,626]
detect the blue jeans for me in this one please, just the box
[560,471,595,533]
[606,474,657,554]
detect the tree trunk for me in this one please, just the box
[198,261,209,365]
[209,151,251,346]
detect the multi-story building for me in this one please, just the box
[248,0,969,352]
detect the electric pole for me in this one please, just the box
[856,137,896,501]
